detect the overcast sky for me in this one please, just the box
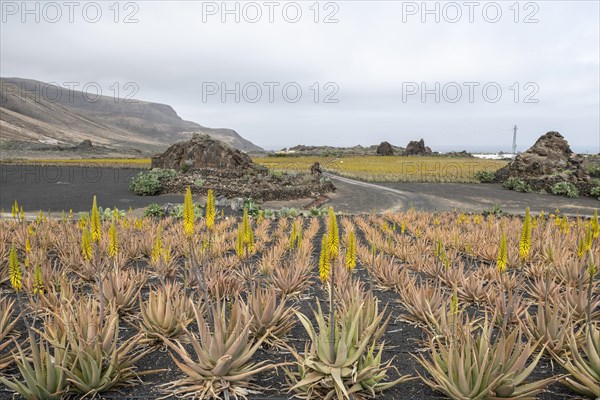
[1,0,599,152]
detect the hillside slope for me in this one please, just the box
[0,77,263,154]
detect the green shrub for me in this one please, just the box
[502,177,531,192]
[263,209,276,219]
[475,171,496,183]
[98,207,126,220]
[194,178,205,188]
[270,170,284,180]
[129,169,176,196]
[144,203,165,217]
[279,207,300,218]
[550,181,579,198]
[244,198,260,217]
[483,204,505,217]
[170,203,203,219]
[591,185,600,200]
[309,207,328,217]
[588,166,600,178]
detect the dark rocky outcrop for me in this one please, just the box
[151,134,259,172]
[75,139,93,150]
[310,162,323,176]
[151,134,335,201]
[376,141,394,156]
[495,131,592,194]
[403,139,432,156]
[445,150,473,158]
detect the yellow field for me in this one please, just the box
[254,156,508,183]
[0,158,152,169]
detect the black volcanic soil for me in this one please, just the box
[0,221,577,400]
[0,166,597,216]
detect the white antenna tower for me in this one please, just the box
[512,125,517,155]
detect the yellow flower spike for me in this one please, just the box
[69,209,73,219]
[25,236,31,254]
[19,206,24,221]
[497,231,508,273]
[246,224,255,253]
[585,224,593,251]
[401,220,406,234]
[240,208,255,253]
[81,228,93,261]
[162,244,172,263]
[318,234,331,282]
[183,187,195,237]
[108,219,119,258]
[450,287,459,316]
[205,189,215,230]
[78,213,87,229]
[592,210,599,239]
[33,264,44,295]
[519,207,532,262]
[9,242,22,292]
[288,221,298,249]
[151,227,163,264]
[327,207,339,258]
[90,196,102,242]
[560,215,569,234]
[345,230,357,271]
[577,237,586,259]
[236,223,244,258]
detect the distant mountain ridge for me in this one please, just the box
[0,77,263,153]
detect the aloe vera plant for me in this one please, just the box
[43,298,152,397]
[285,302,412,399]
[418,316,557,400]
[247,282,297,344]
[0,296,20,371]
[160,299,277,399]
[0,333,68,400]
[556,324,600,398]
[139,282,194,342]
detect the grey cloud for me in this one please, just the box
[1,1,598,152]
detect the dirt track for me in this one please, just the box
[0,165,597,215]
[326,174,599,216]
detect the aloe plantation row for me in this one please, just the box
[0,190,599,399]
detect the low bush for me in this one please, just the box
[587,165,600,178]
[475,170,496,183]
[144,203,165,218]
[244,198,261,217]
[591,185,600,200]
[502,176,531,192]
[170,203,203,219]
[550,181,579,198]
[129,169,176,196]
